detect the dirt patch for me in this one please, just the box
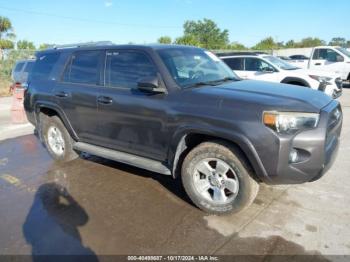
[0,79,11,97]
[305,224,318,233]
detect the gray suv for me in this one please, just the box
[24,43,342,214]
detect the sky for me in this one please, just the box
[0,0,349,47]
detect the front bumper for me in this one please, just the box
[261,100,342,184]
[318,78,343,99]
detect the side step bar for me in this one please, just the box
[74,142,171,175]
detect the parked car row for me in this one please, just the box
[22,43,342,215]
[217,52,343,98]
[288,46,350,84]
[10,59,35,93]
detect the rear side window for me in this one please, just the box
[63,51,103,85]
[223,58,244,70]
[23,62,34,73]
[14,62,24,72]
[31,52,60,81]
[105,51,157,89]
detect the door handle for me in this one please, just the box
[55,91,68,98]
[315,63,321,66]
[97,96,113,105]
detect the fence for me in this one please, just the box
[0,49,35,96]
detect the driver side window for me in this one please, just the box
[313,49,339,61]
[245,58,273,72]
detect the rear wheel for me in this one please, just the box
[181,141,259,215]
[41,115,78,162]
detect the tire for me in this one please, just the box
[41,114,78,162]
[181,141,259,215]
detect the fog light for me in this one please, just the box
[289,149,299,163]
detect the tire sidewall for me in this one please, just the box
[182,143,256,214]
[42,116,73,162]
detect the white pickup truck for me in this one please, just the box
[289,46,350,83]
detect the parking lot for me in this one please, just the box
[0,89,349,259]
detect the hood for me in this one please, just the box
[193,80,332,112]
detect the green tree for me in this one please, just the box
[157,36,172,44]
[0,16,15,50]
[17,40,36,50]
[226,41,247,50]
[285,40,296,48]
[252,37,277,50]
[298,37,325,48]
[39,43,53,50]
[347,41,350,48]
[177,19,229,49]
[329,37,347,47]
[174,35,200,46]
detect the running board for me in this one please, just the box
[74,142,171,175]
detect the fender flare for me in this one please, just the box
[281,77,310,87]
[34,101,79,141]
[168,125,270,183]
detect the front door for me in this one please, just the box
[244,57,279,82]
[309,48,344,76]
[96,50,169,161]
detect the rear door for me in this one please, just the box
[54,50,104,143]
[96,49,169,161]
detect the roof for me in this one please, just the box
[216,51,268,57]
[38,42,201,54]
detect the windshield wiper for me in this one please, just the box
[184,77,237,89]
[209,77,237,84]
[184,81,217,89]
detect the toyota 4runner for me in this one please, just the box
[24,43,342,215]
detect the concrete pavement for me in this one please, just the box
[0,96,34,141]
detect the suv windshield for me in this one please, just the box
[157,48,238,88]
[336,47,350,58]
[263,56,299,70]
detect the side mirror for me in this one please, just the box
[262,67,275,73]
[336,55,344,62]
[137,76,166,94]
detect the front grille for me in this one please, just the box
[327,105,342,135]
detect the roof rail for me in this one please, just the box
[215,51,269,57]
[48,41,114,50]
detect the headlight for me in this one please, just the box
[263,111,319,135]
[309,75,332,83]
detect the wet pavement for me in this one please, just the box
[0,93,350,260]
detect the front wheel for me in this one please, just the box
[181,141,259,215]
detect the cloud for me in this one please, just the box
[104,0,113,7]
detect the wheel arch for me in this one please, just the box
[281,77,310,87]
[34,101,78,141]
[168,128,269,183]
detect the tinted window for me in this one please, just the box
[223,58,244,70]
[31,52,60,81]
[23,61,34,73]
[105,51,157,89]
[63,51,102,85]
[312,48,338,61]
[245,58,274,72]
[14,62,24,72]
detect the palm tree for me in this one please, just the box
[0,16,16,59]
